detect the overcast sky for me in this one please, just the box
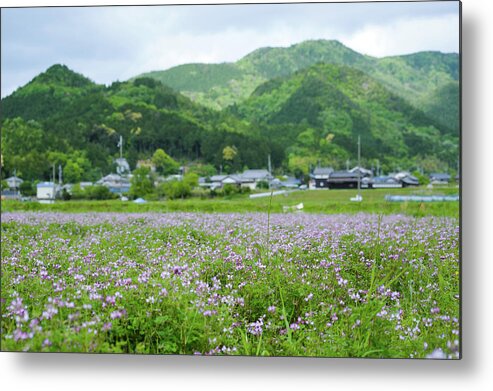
[1,1,460,97]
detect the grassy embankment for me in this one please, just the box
[1,187,459,217]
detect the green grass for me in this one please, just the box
[2,187,459,217]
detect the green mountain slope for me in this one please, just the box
[1,66,282,181]
[1,64,97,120]
[417,81,460,136]
[230,63,459,173]
[135,40,459,133]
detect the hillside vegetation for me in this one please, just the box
[1,65,282,182]
[229,63,458,174]
[136,40,459,134]
[1,40,459,184]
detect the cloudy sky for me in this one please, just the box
[1,1,460,97]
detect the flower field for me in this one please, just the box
[1,212,460,358]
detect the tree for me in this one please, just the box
[157,180,191,200]
[85,185,116,200]
[183,173,199,189]
[152,148,179,176]
[1,118,48,180]
[129,167,154,199]
[222,145,237,161]
[187,163,216,178]
[19,181,36,197]
[62,151,93,183]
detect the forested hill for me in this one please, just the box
[135,40,459,133]
[1,65,283,182]
[228,63,459,174]
[1,60,458,183]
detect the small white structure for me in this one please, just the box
[6,176,24,189]
[115,157,130,175]
[282,202,304,213]
[37,182,58,203]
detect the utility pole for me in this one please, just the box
[268,154,272,175]
[52,163,56,202]
[118,135,123,160]
[117,135,123,199]
[58,164,63,185]
[13,168,18,198]
[357,135,361,198]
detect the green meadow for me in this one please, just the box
[2,187,459,217]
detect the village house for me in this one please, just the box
[36,182,59,203]
[96,173,131,194]
[200,169,274,190]
[429,173,451,185]
[1,176,24,200]
[6,175,24,190]
[327,171,361,189]
[311,167,334,188]
[371,176,403,188]
[280,176,302,189]
[240,169,274,189]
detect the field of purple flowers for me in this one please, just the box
[1,212,460,358]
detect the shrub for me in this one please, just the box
[256,180,269,189]
[85,185,117,200]
[19,181,36,196]
[158,180,191,200]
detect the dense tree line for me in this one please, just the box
[0,70,283,181]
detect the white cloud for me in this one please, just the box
[342,13,459,57]
[1,2,460,97]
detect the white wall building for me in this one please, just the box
[36,182,58,203]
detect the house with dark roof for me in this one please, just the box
[96,173,131,194]
[208,175,243,190]
[280,176,302,188]
[350,166,373,178]
[311,167,334,188]
[327,171,360,189]
[430,173,451,185]
[371,176,402,188]
[241,169,273,182]
[392,172,420,187]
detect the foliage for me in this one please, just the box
[233,63,458,172]
[19,181,36,196]
[157,180,191,200]
[1,211,459,357]
[1,65,281,182]
[129,167,154,199]
[85,185,117,200]
[222,145,238,161]
[151,148,179,176]
[187,163,217,178]
[183,172,199,188]
[1,41,459,183]
[135,39,459,134]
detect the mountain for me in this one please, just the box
[135,40,374,110]
[134,40,459,132]
[228,63,459,173]
[1,40,459,182]
[1,64,97,120]
[1,66,282,181]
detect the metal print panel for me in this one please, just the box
[0,1,461,359]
